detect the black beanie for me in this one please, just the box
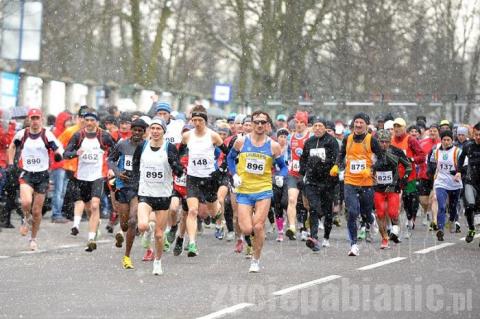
[440,130,453,140]
[352,112,370,125]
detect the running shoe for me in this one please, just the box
[333,216,341,227]
[276,233,284,242]
[455,222,461,233]
[422,213,429,226]
[318,220,324,230]
[465,230,475,243]
[226,231,235,242]
[173,237,184,256]
[122,256,134,269]
[187,242,198,257]
[141,230,152,249]
[322,238,330,247]
[305,237,321,252]
[105,223,114,234]
[152,259,163,275]
[380,238,389,249]
[429,222,438,231]
[249,259,260,273]
[365,230,372,243]
[404,225,412,239]
[234,239,244,253]
[390,225,401,244]
[348,244,360,256]
[70,226,79,236]
[163,239,171,252]
[245,245,253,259]
[371,215,379,234]
[85,240,97,252]
[436,230,444,241]
[143,248,154,261]
[358,227,366,240]
[215,226,225,240]
[29,239,38,251]
[167,228,176,244]
[285,227,296,240]
[300,230,309,241]
[115,232,124,248]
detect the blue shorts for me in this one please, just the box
[236,190,273,206]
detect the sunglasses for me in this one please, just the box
[253,120,268,125]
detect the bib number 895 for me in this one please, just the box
[146,171,163,179]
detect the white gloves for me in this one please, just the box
[275,176,284,188]
[233,174,242,188]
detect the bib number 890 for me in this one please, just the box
[26,158,41,165]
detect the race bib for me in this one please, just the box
[175,174,187,187]
[376,171,393,185]
[23,155,44,169]
[310,148,326,160]
[349,160,366,174]
[245,157,266,175]
[291,160,300,172]
[439,163,454,171]
[189,155,213,169]
[80,152,100,164]
[124,155,133,171]
[143,167,164,183]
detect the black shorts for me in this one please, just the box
[186,175,218,203]
[172,189,189,212]
[72,178,104,203]
[418,179,433,196]
[19,170,49,194]
[138,196,171,211]
[115,187,137,204]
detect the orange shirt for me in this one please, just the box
[344,133,374,187]
[58,124,81,172]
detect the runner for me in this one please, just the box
[458,122,480,245]
[107,118,148,268]
[299,117,339,251]
[428,130,463,241]
[132,117,183,275]
[64,109,116,252]
[181,105,228,257]
[272,127,289,242]
[227,110,287,272]
[285,111,311,240]
[372,129,411,248]
[8,108,64,250]
[331,112,383,256]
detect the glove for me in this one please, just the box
[360,168,371,178]
[54,153,63,162]
[233,174,242,188]
[218,160,228,173]
[329,164,339,177]
[274,175,284,188]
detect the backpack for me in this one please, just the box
[19,128,51,152]
[76,128,109,151]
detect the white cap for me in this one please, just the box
[384,120,394,130]
[140,115,152,126]
[335,124,344,135]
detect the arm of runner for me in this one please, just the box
[227,136,244,175]
[272,141,288,177]
[327,136,339,166]
[408,136,426,164]
[299,138,310,177]
[370,135,384,158]
[335,136,348,168]
[398,148,413,180]
[7,130,22,166]
[131,141,145,183]
[167,143,184,177]
[63,132,82,159]
[107,142,122,175]
[457,142,468,174]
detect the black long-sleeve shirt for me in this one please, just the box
[372,145,412,193]
[299,133,339,185]
[458,140,480,184]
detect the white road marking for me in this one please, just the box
[0,256,10,259]
[414,243,455,254]
[19,250,47,254]
[272,275,341,296]
[357,257,407,271]
[196,303,254,319]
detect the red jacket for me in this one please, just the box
[0,122,17,168]
[418,137,440,179]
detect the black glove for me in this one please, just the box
[54,153,63,162]
[218,160,228,173]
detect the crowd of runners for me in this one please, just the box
[1,99,479,274]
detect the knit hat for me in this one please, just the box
[294,111,309,125]
[131,118,148,130]
[155,102,172,114]
[376,129,391,141]
[276,128,289,137]
[150,117,167,132]
[352,112,370,125]
[456,126,469,136]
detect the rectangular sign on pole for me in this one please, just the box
[0,72,20,108]
[1,1,43,61]
[213,84,231,104]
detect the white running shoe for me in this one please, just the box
[300,230,309,241]
[422,213,429,226]
[226,231,235,242]
[371,214,379,234]
[348,244,359,256]
[29,239,38,251]
[249,259,260,273]
[322,238,330,247]
[152,259,163,275]
[318,221,325,230]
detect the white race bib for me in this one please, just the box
[349,160,366,174]
[80,151,100,164]
[291,160,300,172]
[23,155,45,170]
[245,157,266,175]
[376,171,393,185]
[189,154,213,171]
[143,167,164,183]
[310,148,326,160]
[124,155,133,171]
[439,163,454,172]
[174,174,187,187]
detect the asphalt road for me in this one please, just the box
[0,212,478,319]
